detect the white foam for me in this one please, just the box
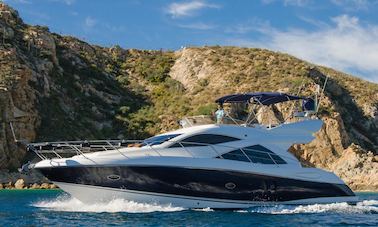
[193,207,214,212]
[245,200,378,215]
[235,210,248,213]
[358,200,378,206]
[32,196,378,214]
[32,195,185,213]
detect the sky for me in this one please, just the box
[2,0,378,83]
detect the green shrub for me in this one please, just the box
[195,103,217,115]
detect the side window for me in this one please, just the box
[170,134,240,148]
[142,134,181,146]
[270,154,287,164]
[218,149,250,162]
[242,145,286,164]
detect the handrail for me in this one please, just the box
[26,139,300,166]
[105,140,129,159]
[179,112,314,129]
[178,142,195,158]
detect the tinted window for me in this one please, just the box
[270,154,287,164]
[170,134,240,148]
[142,134,181,146]
[219,149,250,162]
[242,145,286,164]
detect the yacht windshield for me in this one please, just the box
[142,134,181,146]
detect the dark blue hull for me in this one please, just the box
[37,165,354,202]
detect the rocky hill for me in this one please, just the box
[0,3,377,190]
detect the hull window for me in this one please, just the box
[225,182,236,190]
[107,175,121,181]
[170,134,240,148]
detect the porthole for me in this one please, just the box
[225,182,236,190]
[107,174,121,181]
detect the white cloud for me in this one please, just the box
[103,24,126,33]
[225,18,272,34]
[283,0,311,6]
[261,0,311,7]
[167,0,220,18]
[297,16,330,29]
[84,16,96,29]
[48,0,76,5]
[62,0,75,5]
[70,11,78,16]
[177,22,215,30]
[261,0,275,4]
[331,0,373,11]
[3,0,31,4]
[227,14,378,82]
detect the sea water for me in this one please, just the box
[0,190,377,226]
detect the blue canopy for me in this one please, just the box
[215,92,314,109]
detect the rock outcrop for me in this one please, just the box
[0,3,132,170]
[0,169,56,189]
[0,3,377,191]
[168,48,378,190]
[14,178,24,189]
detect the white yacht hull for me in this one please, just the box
[31,121,357,208]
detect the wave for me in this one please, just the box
[193,207,214,212]
[32,196,378,214]
[242,200,378,215]
[32,195,185,213]
[359,200,378,206]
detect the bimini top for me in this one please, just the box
[215,92,315,110]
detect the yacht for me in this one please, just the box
[24,92,357,208]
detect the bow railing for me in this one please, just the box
[26,139,302,167]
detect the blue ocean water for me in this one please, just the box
[0,190,377,226]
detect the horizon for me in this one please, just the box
[2,0,378,83]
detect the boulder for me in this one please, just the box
[256,105,281,126]
[331,144,378,191]
[0,183,3,189]
[0,3,20,25]
[5,181,12,189]
[40,183,50,189]
[23,28,58,64]
[0,24,14,40]
[30,183,40,189]
[14,178,24,189]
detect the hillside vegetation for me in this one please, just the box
[0,3,377,190]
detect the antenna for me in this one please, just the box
[9,122,29,145]
[9,122,18,143]
[316,75,329,113]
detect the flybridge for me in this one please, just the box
[180,92,317,128]
[215,92,315,111]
